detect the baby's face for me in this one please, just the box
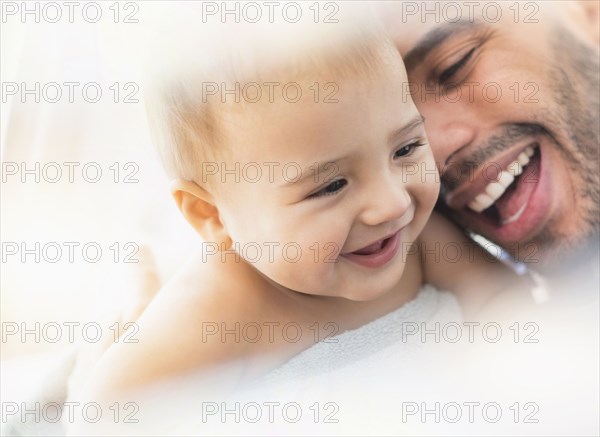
[211,60,439,301]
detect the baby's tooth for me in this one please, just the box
[517,152,530,166]
[507,160,523,177]
[468,199,486,213]
[486,181,507,199]
[474,193,495,210]
[525,146,535,157]
[497,171,515,188]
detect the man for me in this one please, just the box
[380,1,599,275]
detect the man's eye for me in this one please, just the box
[394,141,426,159]
[309,179,348,198]
[438,47,476,84]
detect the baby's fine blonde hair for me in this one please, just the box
[143,4,401,185]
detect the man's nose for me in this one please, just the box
[418,99,479,169]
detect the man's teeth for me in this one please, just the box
[467,146,535,213]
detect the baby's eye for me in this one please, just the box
[309,179,348,198]
[394,141,426,159]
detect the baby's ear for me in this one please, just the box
[171,179,232,247]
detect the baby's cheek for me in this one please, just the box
[414,165,440,210]
[405,177,439,237]
[264,241,341,295]
[256,255,326,294]
[425,179,441,209]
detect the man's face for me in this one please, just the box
[384,1,599,269]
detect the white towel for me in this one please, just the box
[256,284,461,386]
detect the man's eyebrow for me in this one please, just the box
[404,20,484,72]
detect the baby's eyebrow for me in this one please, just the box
[388,115,426,144]
[280,116,425,188]
[279,156,349,188]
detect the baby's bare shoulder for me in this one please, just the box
[76,254,271,400]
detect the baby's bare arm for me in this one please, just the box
[72,261,261,399]
[67,253,331,435]
[420,212,535,318]
[67,246,162,401]
[66,258,275,434]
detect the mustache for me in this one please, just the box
[440,123,547,191]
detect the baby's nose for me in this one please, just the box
[359,182,412,227]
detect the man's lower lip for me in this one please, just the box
[341,230,401,268]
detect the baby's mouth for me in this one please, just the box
[340,230,402,269]
[350,237,392,256]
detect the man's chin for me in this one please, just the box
[512,233,600,278]
[437,202,598,276]
[459,213,597,275]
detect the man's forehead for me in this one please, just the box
[384,9,480,55]
[382,1,559,59]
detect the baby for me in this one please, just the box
[72,17,528,415]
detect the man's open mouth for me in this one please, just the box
[467,145,538,225]
[444,140,548,243]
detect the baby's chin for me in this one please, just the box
[264,278,359,301]
[305,280,400,302]
[341,284,400,302]
[259,262,405,301]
